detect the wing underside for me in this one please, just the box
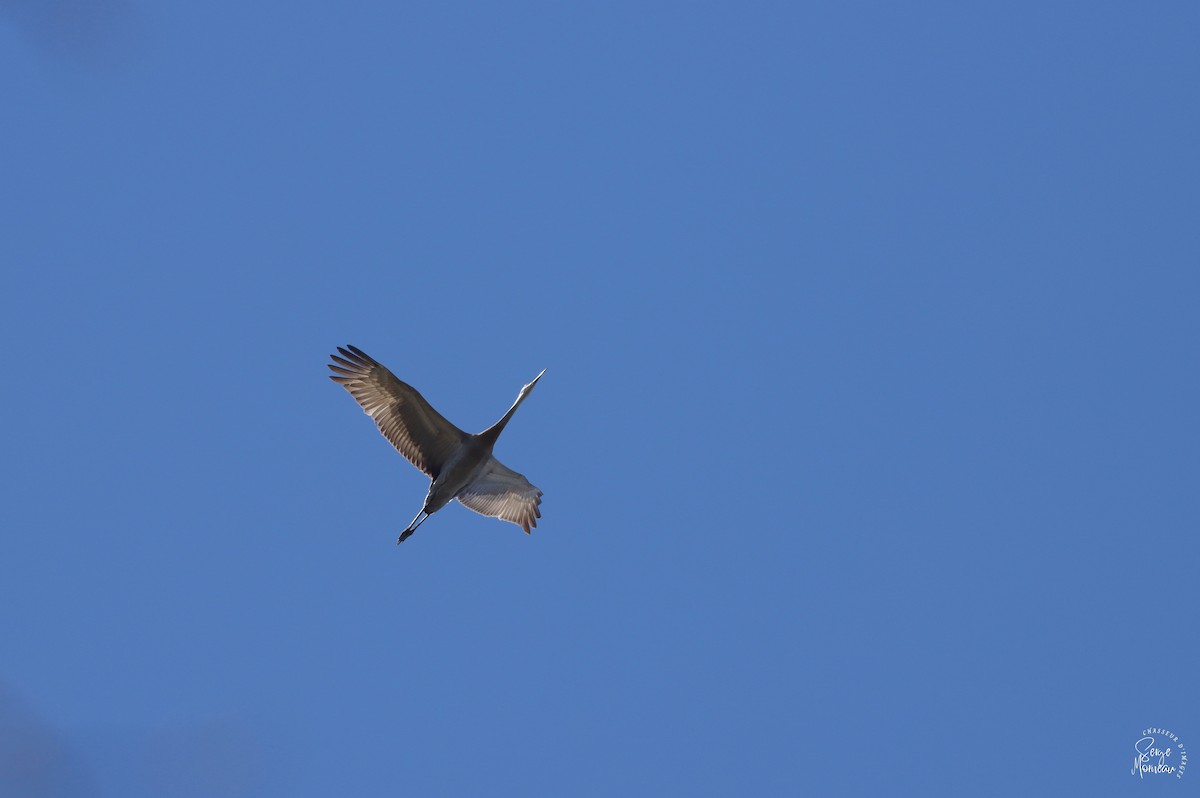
[327,345,466,477]
[457,457,543,533]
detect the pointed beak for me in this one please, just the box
[529,368,546,387]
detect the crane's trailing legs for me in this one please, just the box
[399,509,430,544]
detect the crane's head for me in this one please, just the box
[524,368,547,393]
[513,368,546,405]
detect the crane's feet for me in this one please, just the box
[397,528,414,544]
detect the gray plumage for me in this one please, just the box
[328,345,544,543]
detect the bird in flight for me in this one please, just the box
[328,345,545,544]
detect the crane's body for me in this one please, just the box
[328,345,545,543]
[422,435,495,516]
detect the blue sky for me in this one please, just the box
[2,2,1197,795]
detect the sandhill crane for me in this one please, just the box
[328,345,545,543]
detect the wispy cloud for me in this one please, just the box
[1,683,266,798]
[0,683,96,798]
[1,0,140,66]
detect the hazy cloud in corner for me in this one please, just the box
[0,683,96,798]
[1,684,267,798]
[1,0,142,67]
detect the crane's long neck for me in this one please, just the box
[479,370,544,445]
[480,392,529,445]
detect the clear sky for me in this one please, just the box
[2,2,1197,796]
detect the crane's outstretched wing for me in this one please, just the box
[456,457,543,533]
[328,345,467,477]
